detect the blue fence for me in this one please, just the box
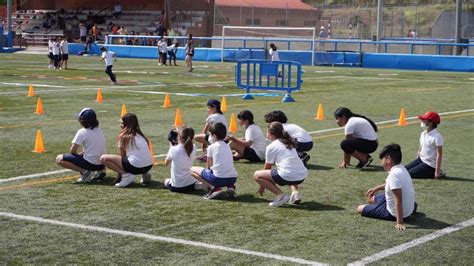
[68,41,474,72]
[235,60,303,102]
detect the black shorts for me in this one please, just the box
[62,153,104,171]
[271,169,304,186]
[121,157,152,175]
[243,147,263,162]
[167,182,196,193]
[340,138,378,154]
[296,141,313,153]
[80,36,86,42]
[61,54,69,61]
[48,52,53,59]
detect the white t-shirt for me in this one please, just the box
[160,41,168,53]
[265,139,307,182]
[206,113,227,143]
[120,134,152,168]
[385,164,415,218]
[207,140,238,178]
[344,117,378,141]
[166,144,196,188]
[269,48,280,61]
[245,124,266,160]
[419,129,444,167]
[282,123,312,143]
[102,51,115,66]
[52,41,60,55]
[60,40,69,54]
[79,25,87,37]
[72,127,107,165]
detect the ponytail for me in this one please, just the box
[268,122,297,150]
[352,113,378,132]
[180,127,195,157]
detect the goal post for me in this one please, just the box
[221,26,316,66]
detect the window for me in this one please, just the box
[276,20,288,26]
[215,17,229,25]
[245,18,261,25]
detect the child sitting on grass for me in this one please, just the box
[56,108,107,183]
[191,122,238,199]
[254,122,307,207]
[357,144,417,231]
[227,110,266,163]
[194,99,227,161]
[405,111,445,179]
[100,113,153,188]
[164,127,205,193]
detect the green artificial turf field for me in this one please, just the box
[0,53,473,264]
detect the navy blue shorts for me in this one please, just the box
[243,147,263,162]
[296,141,313,153]
[200,169,236,187]
[340,138,378,155]
[271,169,304,186]
[61,54,69,61]
[62,153,104,171]
[166,182,196,193]
[362,193,396,221]
[121,157,152,175]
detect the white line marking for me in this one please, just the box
[304,76,474,84]
[0,169,71,183]
[0,211,326,265]
[2,109,473,184]
[348,218,474,265]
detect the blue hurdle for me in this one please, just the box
[235,60,303,102]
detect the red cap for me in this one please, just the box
[418,111,440,125]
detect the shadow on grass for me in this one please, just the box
[81,177,165,189]
[306,164,334,171]
[282,201,345,212]
[405,212,452,230]
[442,176,474,182]
[359,165,385,172]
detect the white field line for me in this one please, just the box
[1,108,473,184]
[348,218,474,265]
[0,211,326,265]
[304,76,474,84]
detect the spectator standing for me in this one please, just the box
[79,23,87,43]
[114,2,122,18]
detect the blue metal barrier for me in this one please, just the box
[235,60,303,102]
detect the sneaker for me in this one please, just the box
[115,173,135,188]
[227,186,237,198]
[204,187,222,199]
[76,170,93,183]
[289,191,302,204]
[141,171,152,184]
[269,194,290,207]
[302,153,311,167]
[91,169,106,181]
[111,81,118,85]
[356,156,373,169]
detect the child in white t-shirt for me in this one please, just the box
[264,110,313,166]
[56,108,107,183]
[191,122,238,199]
[357,144,416,231]
[99,46,117,85]
[100,113,153,188]
[194,99,227,161]
[405,111,444,179]
[164,127,205,192]
[227,110,266,163]
[254,122,307,207]
[334,107,378,169]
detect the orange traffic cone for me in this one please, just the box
[34,97,44,114]
[398,108,407,127]
[221,96,227,113]
[148,140,157,165]
[315,103,325,120]
[120,104,127,117]
[96,88,103,103]
[163,94,171,108]
[32,129,46,153]
[229,112,238,133]
[28,84,35,97]
[174,108,182,127]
